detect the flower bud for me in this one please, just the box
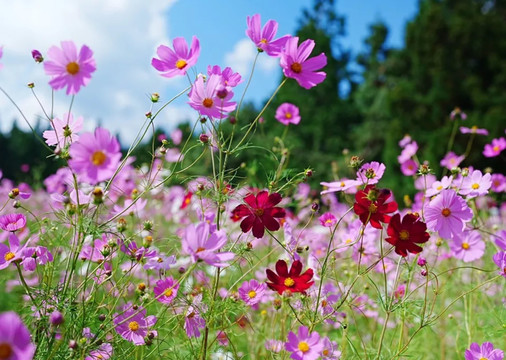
[311,202,319,212]
[143,221,153,231]
[69,340,78,350]
[417,257,427,267]
[31,50,44,63]
[98,314,106,322]
[200,117,207,124]
[50,310,64,326]
[151,92,160,102]
[349,155,363,169]
[418,163,431,175]
[421,269,428,277]
[117,218,127,232]
[461,167,469,177]
[27,82,35,88]
[199,134,209,143]
[229,116,237,125]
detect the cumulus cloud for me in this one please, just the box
[0,0,195,143]
[224,38,279,79]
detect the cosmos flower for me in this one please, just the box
[0,311,36,359]
[0,234,28,270]
[353,185,398,229]
[68,127,122,184]
[231,191,286,238]
[152,36,200,78]
[285,326,323,360]
[188,74,236,120]
[357,161,386,185]
[43,41,96,95]
[238,279,267,307]
[246,14,290,56]
[113,303,157,346]
[275,103,301,125]
[465,342,504,360]
[440,151,465,170]
[280,36,327,89]
[266,259,314,295]
[493,251,506,278]
[450,231,485,262]
[153,277,179,305]
[319,212,337,228]
[386,213,430,257]
[0,213,26,232]
[43,113,83,151]
[483,137,506,158]
[459,170,492,198]
[459,126,489,136]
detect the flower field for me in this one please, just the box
[0,9,504,360]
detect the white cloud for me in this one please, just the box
[224,38,279,79]
[0,0,195,143]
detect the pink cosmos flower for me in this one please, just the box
[265,339,284,353]
[275,103,301,125]
[459,126,489,136]
[184,294,206,338]
[188,74,236,120]
[21,246,53,272]
[238,279,266,307]
[246,14,290,56]
[321,337,341,359]
[68,127,122,184]
[285,325,323,360]
[153,277,179,305]
[43,41,96,95]
[425,189,473,239]
[357,161,386,185]
[490,173,506,192]
[181,222,234,267]
[397,141,418,163]
[450,231,485,262]
[280,36,327,89]
[151,36,200,78]
[398,135,412,148]
[459,170,492,198]
[319,212,337,227]
[113,303,157,346]
[440,151,465,170]
[0,311,36,359]
[43,113,83,150]
[426,176,453,197]
[207,65,242,89]
[450,107,467,120]
[143,253,176,271]
[79,234,111,263]
[0,213,26,232]
[320,178,361,194]
[400,159,418,176]
[493,251,506,278]
[86,343,113,360]
[465,342,504,360]
[483,137,506,157]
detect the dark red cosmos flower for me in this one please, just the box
[266,259,314,295]
[231,191,286,238]
[386,213,430,257]
[353,185,398,229]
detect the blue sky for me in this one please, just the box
[0,0,418,142]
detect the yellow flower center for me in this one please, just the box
[285,112,292,119]
[203,98,214,108]
[164,288,173,297]
[325,219,333,225]
[493,145,500,152]
[323,349,330,356]
[260,38,268,44]
[248,290,256,299]
[175,59,187,70]
[11,188,19,196]
[462,242,470,250]
[471,183,480,190]
[368,203,378,213]
[480,358,488,360]
[91,151,107,166]
[321,300,328,307]
[340,181,345,187]
[4,252,15,262]
[128,321,140,332]
[399,230,410,241]
[66,61,80,75]
[0,343,13,359]
[196,247,206,253]
[441,208,451,217]
[291,62,302,73]
[298,341,310,353]
[284,277,295,287]
[437,185,443,190]
[345,239,352,244]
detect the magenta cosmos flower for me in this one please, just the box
[181,221,234,267]
[188,74,236,120]
[0,311,36,359]
[113,303,157,346]
[280,36,327,89]
[43,113,83,150]
[246,14,290,56]
[450,231,485,262]
[357,161,386,185]
[69,127,122,184]
[440,151,465,170]
[319,212,337,227]
[153,277,179,305]
[465,342,504,360]
[460,125,489,136]
[483,137,506,157]
[238,279,267,307]
[43,41,96,95]
[0,213,26,232]
[275,103,301,125]
[459,170,492,198]
[285,326,323,360]
[425,189,473,239]
[493,251,506,278]
[152,36,200,78]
